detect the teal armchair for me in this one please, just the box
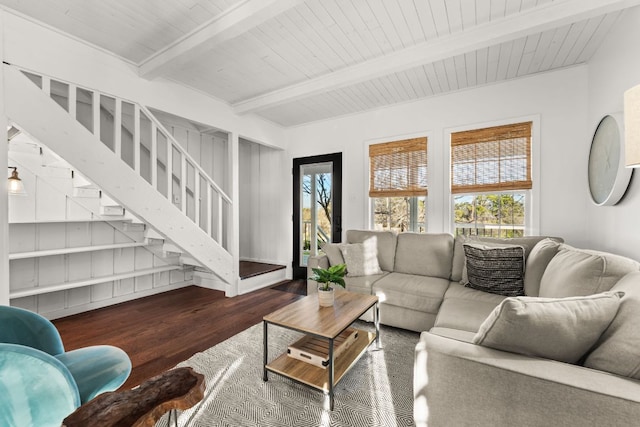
[0,305,132,425]
[0,343,80,427]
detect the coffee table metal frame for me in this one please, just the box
[262,292,380,410]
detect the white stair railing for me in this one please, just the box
[19,69,231,250]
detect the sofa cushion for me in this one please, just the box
[434,283,506,333]
[473,292,624,364]
[462,243,525,296]
[344,273,387,295]
[523,238,562,296]
[583,272,640,379]
[394,233,453,279]
[451,235,561,282]
[379,304,437,332]
[429,327,477,343]
[340,239,383,277]
[347,230,397,272]
[372,272,449,314]
[538,244,640,298]
[320,242,345,266]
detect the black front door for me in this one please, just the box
[292,153,342,279]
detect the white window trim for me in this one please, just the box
[443,116,541,236]
[363,131,433,231]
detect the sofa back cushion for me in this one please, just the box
[346,230,397,272]
[583,272,640,379]
[538,244,640,298]
[523,238,562,296]
[320,242,345,266]
[450,235,560,282]
[394,233,453,279]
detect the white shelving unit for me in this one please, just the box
[9,241,149,260]
[10,265,182,299]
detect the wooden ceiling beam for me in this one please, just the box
[233,0,640,115]
[138,0,305,80]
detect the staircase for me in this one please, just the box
[4,65,233,285]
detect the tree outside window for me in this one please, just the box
[373,196,426,232]
[302,172,332,251]
[454,193,524,237]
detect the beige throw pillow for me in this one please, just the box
[583,272,640,379]
[473,292,624,364]
[339,237,383,277]
[320,242,345,266]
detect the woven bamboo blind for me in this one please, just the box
[451,122,532,194]
[369,137,427,197]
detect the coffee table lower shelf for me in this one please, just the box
[265,330,375,392]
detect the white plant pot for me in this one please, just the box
[317,287,335,307]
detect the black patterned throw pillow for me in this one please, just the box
[462,243,526,297]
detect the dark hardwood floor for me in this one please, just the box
[53,281,306,390]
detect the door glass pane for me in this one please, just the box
[299,162,332,266]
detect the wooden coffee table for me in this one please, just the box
[263,289,379,410]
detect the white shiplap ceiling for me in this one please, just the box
[0,0,638,127]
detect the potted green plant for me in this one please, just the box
[310,263,346,307]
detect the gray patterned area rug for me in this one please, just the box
[155,321,419,427]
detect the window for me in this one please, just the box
[369,137,427,232]
[451,122,532,237]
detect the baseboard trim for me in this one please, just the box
[238,269,287,295]
[42,280,193,320]
[193,271,226,292]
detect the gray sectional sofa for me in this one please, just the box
[306,229,640,427]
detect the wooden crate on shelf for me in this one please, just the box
[287,328,359,368]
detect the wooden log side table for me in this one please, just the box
[62,367,205,427]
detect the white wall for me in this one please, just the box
[584,7,640,260]
[150,111,230,223]
[0,16,8,305]
[238,139,289,270]
[149,109,230,192]
[286,66,590,257]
